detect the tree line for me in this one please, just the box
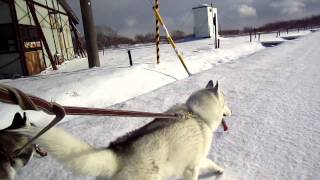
[222,14,320,36]
[94,26,188,49]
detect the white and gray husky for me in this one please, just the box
[21,80,232,180]
[0,113,34,180]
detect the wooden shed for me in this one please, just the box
[0,0,83,78]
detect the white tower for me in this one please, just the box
[192,4,219,38]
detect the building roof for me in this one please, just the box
[192,4,214,10]
[57,0,79,24]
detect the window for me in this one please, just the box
[0,24,17,54]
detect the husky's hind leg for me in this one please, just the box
[199,158,224,174]
[183,166,200,180]
[0,162,16,180]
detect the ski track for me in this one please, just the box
[14,32,320,180]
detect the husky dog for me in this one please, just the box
[21,80,232,180]
[0,113,34,180]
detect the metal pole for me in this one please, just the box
[70,22,85,58]
[155,0,160,64]
[9,0,28,75]
[51,0,64,60]
[80,0,100,68]
[56,2,69,60]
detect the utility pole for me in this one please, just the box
[80,0,100,68]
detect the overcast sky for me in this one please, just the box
[67,0,320,38]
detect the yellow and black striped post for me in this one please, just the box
[155,0,160,64]
[153,7,191,76]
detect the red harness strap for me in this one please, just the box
[0,84,179,157]
[0,85,178,119]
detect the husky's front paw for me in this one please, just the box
[200,158,224,175]
[214,166,224,174]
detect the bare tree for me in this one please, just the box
[134,33,155,44]
[96,25,134,49]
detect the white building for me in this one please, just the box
[192,4,219,38]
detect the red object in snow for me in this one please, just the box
[222,119,228,131]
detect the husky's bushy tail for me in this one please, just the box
[21,127,119,177]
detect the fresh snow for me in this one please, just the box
[1,30,319,180]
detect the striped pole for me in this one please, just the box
[153,7,191,76]
[155,0,160,64]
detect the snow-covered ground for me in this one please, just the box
[0,31,309,128]
[1,30,319,179]
[0,34,268,127]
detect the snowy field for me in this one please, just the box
[0,30,310,127]
[0,33,268,127]
[1,30,319,179]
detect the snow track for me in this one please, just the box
[11,31,320,179]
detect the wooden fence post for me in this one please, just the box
[128,50,133,66]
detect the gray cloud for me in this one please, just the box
[238,4,257,17]
[270,0,305,14]
[67,0,320,37]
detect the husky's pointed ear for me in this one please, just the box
[213,80,219,93]
[23,112,27,122]
[13,112,24,122]
[206,80,214,88]
[7,112,26,129]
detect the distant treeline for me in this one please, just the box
[94,26,188,49]
[222,14,320,36]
